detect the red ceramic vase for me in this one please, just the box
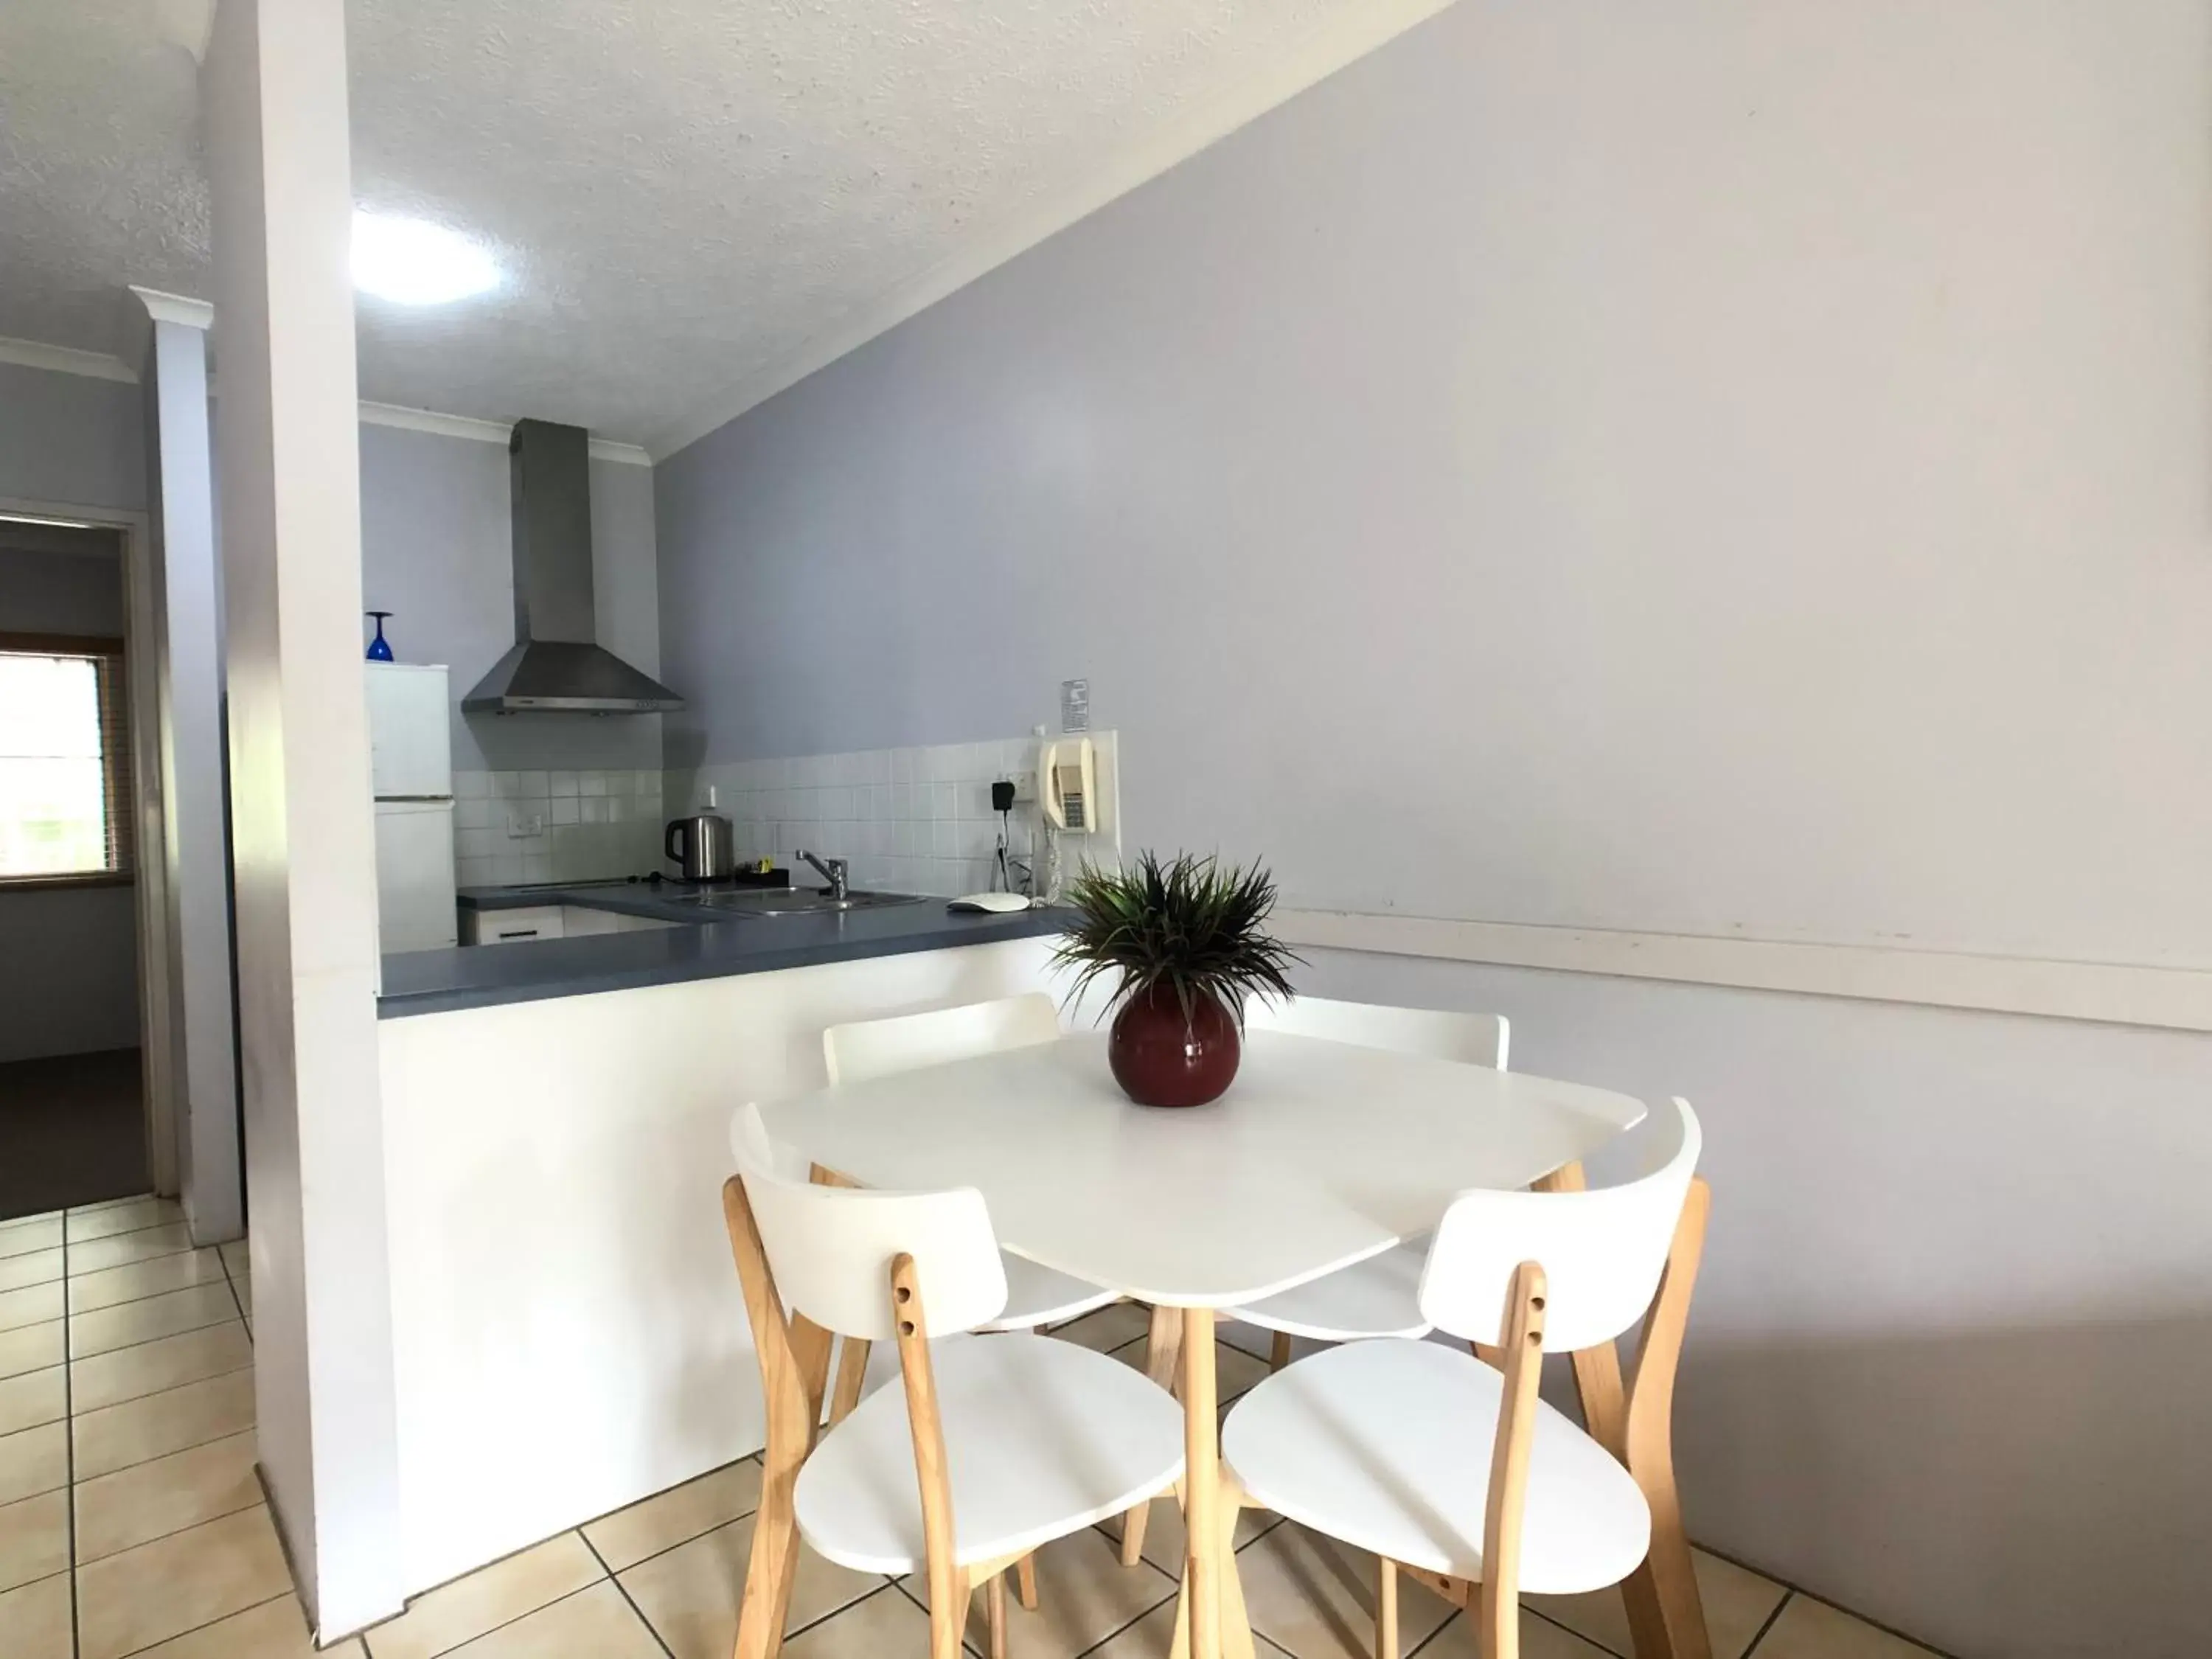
[1108,982,1241,1107]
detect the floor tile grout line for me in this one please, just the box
[69,1359,255,1422]
[58,1242,201,1278]
[576,1526,675,1658]
[1753,1586,1958,1659]
[1062,1578,1182,1659]
[69,1399,258,1486]
[887,1576,986,1658]
[69,1491,265,1572]
[781,1578,907,1647]
[421,1576,625,1659]
[1526,1600,1628,1659]
[360,1526,610,1634]
[578,1493,765,1580]
[66,1243,227,1286]
[1405,1607,1459,1659]
[217,1244,248,1328]
[61,1212,80,1659]
[105,1590,293,1659]
[1741,1588,1794,1657]
[62,1310,246,1368]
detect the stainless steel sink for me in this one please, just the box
[678,888,928,918]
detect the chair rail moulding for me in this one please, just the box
[1270,908,2212,1035]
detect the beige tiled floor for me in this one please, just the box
[0,1201,1952,1659]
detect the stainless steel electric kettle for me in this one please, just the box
[664,811,736,881]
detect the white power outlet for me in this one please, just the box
[1008,768,1038,803]
[507,812,545,839]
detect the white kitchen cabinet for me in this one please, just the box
[465,905,564,946]
[366,664,453,799]
[465,904,679,945]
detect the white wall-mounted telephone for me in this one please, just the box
[1039,736,1096,833]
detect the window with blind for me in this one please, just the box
[0,633,133,882]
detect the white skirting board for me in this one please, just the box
[1272,910,2212,1034]
[375,936,1065,1596]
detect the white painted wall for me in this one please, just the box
[204,0,403,1635]
[650,4,2212,1653]
[375,936,1059,1595]
[142,302,242,1241]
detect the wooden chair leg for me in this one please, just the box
[1377,1556,1399,1659]
[1548,1166,1716,1659]
[928,1570,969,1659]
[1267,1330,1292,1372]
[986,1572,1008,1659]
[723,1178,835,1659]
[731,1476,804,1659]
[1015,1551,1039,1610]
[827,1336,870,1427]
[1615,1178,1714,1659]
[1120,1304,1183,1568]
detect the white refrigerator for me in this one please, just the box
[368,663,459,953]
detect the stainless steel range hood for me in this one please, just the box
[461,419,684,715]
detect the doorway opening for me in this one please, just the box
[0,515,153,1218]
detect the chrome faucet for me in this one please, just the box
[794,849,849,901]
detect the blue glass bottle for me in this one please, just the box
[366,611,394,662]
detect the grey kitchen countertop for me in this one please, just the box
[378,886,1071,1018]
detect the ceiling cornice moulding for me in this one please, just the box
[0,352,653,467]
[0,335,139,385]
[643,0,1460,462]
[129,286,215,330]
[358,400,653,467]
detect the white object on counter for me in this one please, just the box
[948,891,1033,914]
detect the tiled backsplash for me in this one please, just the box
[679,731,1119,899]
[453,768,664,888]
[451,734,1119,894]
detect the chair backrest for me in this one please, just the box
[1419,1098,1700,1349]
[1245,993,1509,1070]
[822,991,1061,1085]
[728,1103,1009,1340]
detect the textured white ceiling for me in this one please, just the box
[1,0,1422,451]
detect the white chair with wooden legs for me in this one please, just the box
[818,995,1123,1421]
[1220,1099,1710,1659]
[1228,997,1511,1368]
[1116,995,1512,1573]
[723,1104,1186,1659]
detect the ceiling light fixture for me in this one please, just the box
[352,210,501,305]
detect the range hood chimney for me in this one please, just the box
[460,419,684,714]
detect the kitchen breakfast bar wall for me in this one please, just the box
[647,4,2212,1655]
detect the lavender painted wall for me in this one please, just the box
[652,4,2212,1653]
[357,424,661,774]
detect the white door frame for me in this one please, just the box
[0,493,175,1197]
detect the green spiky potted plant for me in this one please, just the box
[1053,851,1301,1107]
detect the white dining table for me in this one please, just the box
[754,1027,1649,1659]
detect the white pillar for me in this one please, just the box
[131,285,244,1244]
[202,0,403,1635]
